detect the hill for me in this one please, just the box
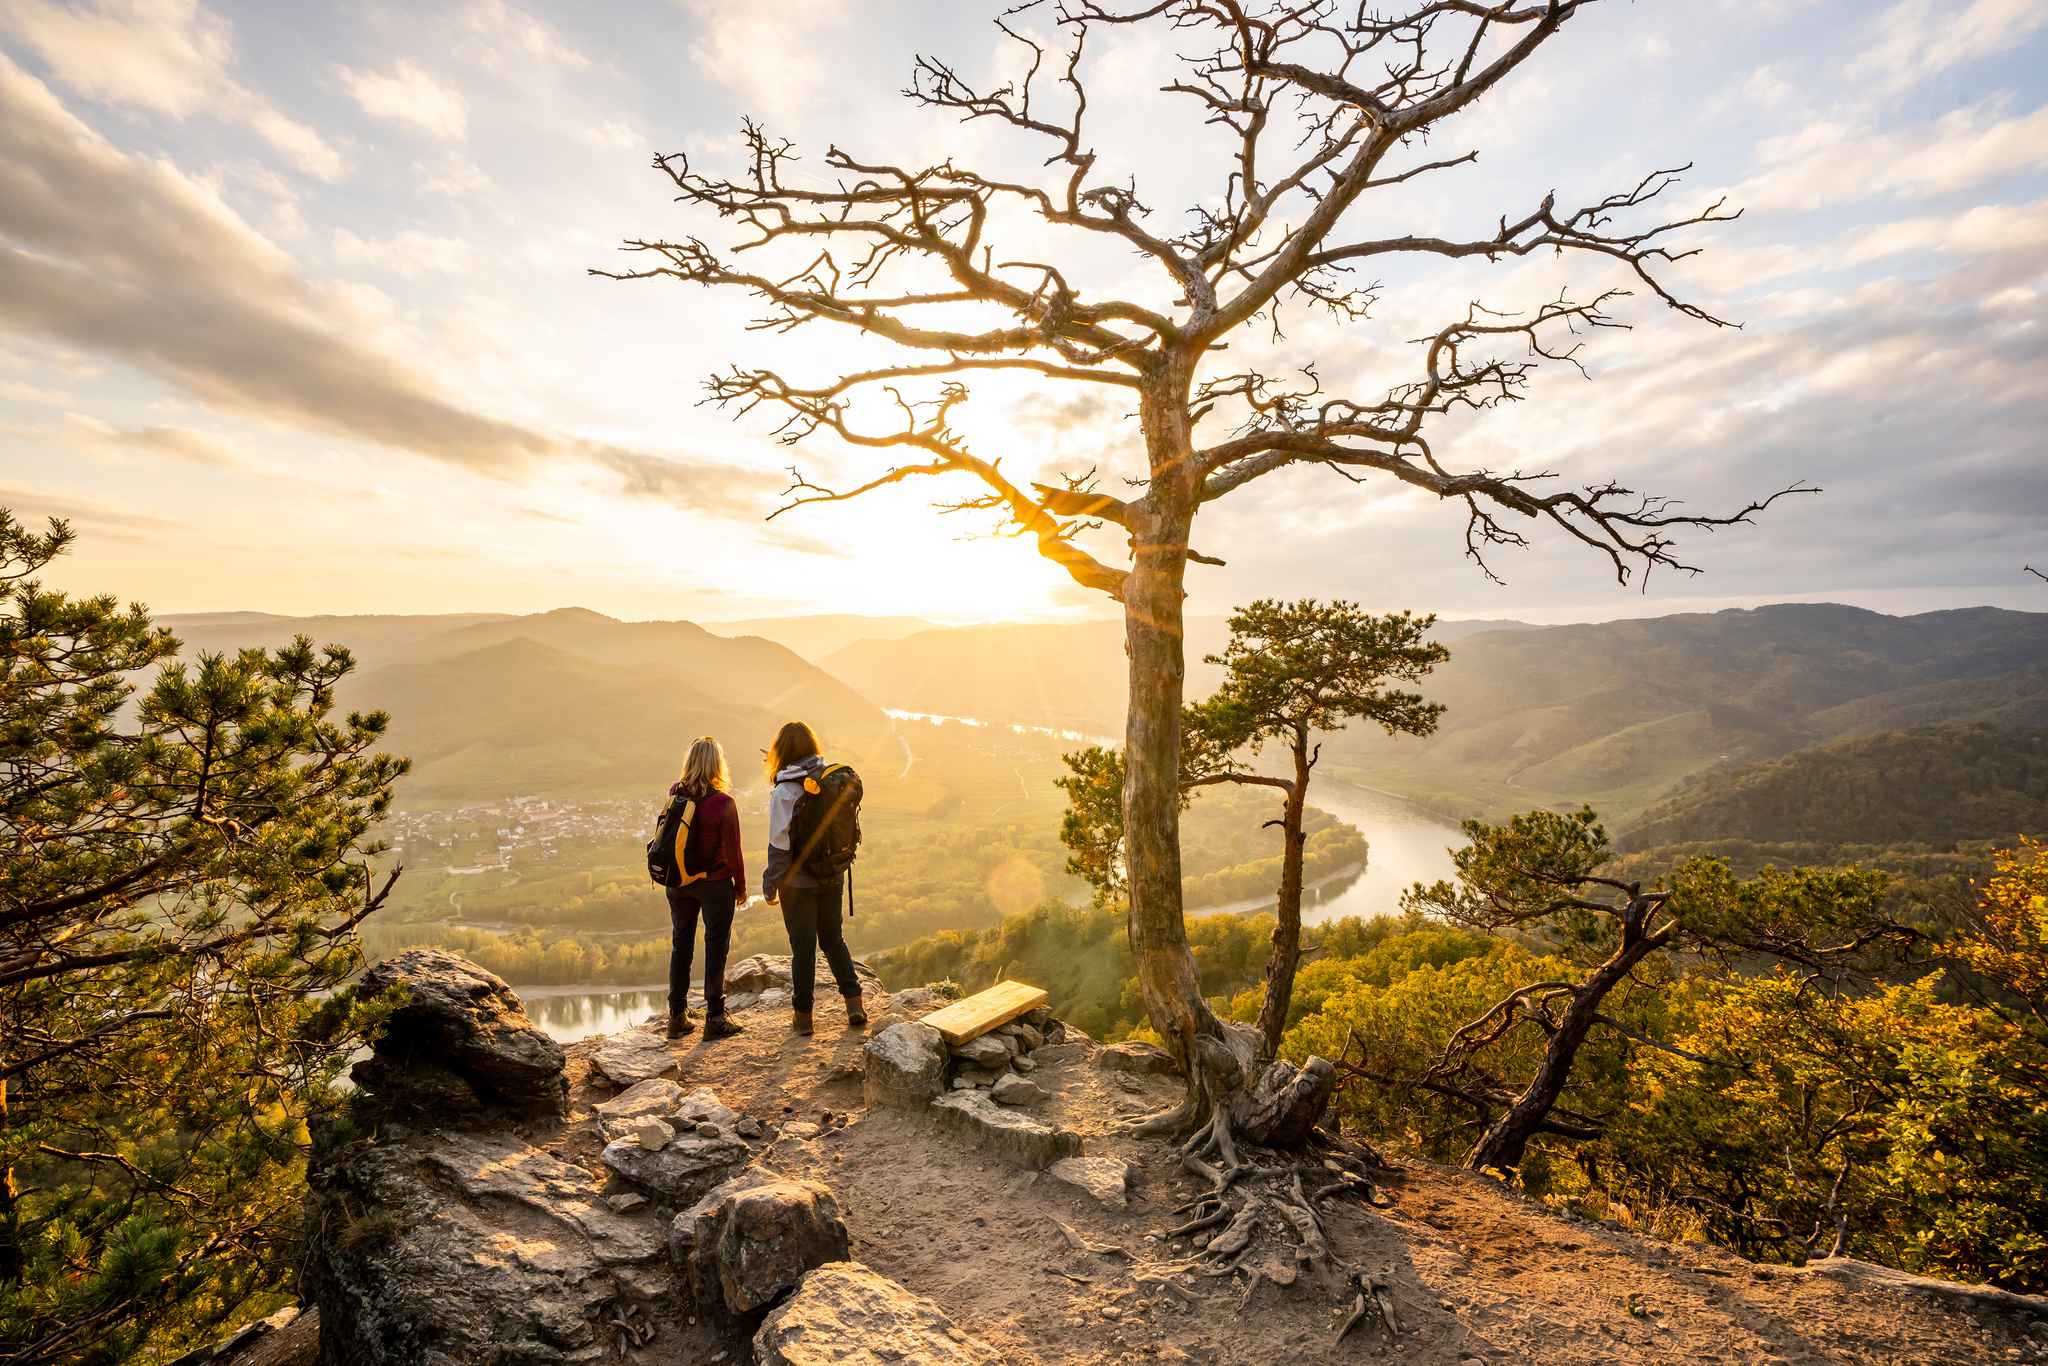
[704,613,936,659]
[822,615,1526,733]
[1617,723,2048,852]
[1327,604,2048,822]
[161,608,887,804]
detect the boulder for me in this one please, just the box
[1093,1041,1179,1077]
[601,1121,752,1206]
[1049,1154,1133,1211]
[306,1126,666,1365]
[349,949,567,1119]
[863,1022,947,1109]
[1030,1041,1094,1067]
[885,986,950,1017]
[633,1118,675,1152]
[685,1177,850,1315]
[949,1034,1012,1070]
[588,1026,678,1087]
[728,954,882,999]
[674,1086,746,1131]
[1232,1055,1335,1148]
[928,1090,1080,1169]
[989,1074,1044,1107]
[754,1262,1000,1365]
[997,1020,1044,1052]
[593,1078,685,1141]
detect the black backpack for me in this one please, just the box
[645,789,706,888]
[787,763,863,902]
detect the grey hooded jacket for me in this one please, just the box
[762,754,827,900]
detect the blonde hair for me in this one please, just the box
[764,719,821,780]
[680,736,731,794]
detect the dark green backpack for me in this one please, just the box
[788,763,863,884]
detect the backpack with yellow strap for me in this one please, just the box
[645,788,709,888]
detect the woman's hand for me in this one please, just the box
[735,893,751,911]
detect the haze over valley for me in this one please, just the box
[160,600,2048,1005]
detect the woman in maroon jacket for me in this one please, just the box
[667,737,747,1039]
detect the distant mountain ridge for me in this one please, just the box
[1330,603,2048,821]
[163,601,2048,823]
[161,608,887,804]
[821,614,1528,732]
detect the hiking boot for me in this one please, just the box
[792,1010,814,1036]
[666,1010,695,1039]
[843,993,869,1028]
[704,1014,744,1039]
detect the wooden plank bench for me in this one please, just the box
[920,979,1049,1046]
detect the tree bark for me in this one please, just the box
[1122,498,1213,1076]
[1254,740,1312,1059]
[1465,926,1665,1171]
[1122,363,1230,1110]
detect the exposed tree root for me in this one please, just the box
[1148,1106,1392,1319]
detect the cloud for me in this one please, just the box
[463,0,591,70]
[0,56,769,516]
[0,379,69,405]
[676,0,850,118]
[333,227,471,278]
[338,60,468,141]
[62,412,244,467]
[0,0,345,179]
[1851,0,2048,92]
[0,483,175,538]
[413,153,491,197]
[1731,98,2048,213]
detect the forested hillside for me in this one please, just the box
[1328,604,2048,821]
[1619,724,2048,852]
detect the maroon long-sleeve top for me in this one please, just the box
[672,783,746,893]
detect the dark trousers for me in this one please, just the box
[778,878,859,1013]
[668,880,735,1018]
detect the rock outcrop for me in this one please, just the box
[862,1021,947,1108]
[1048,1154,1133,1211]
[679,1174,850,1315]
[753,1262,1001,1365]
[593,1078,686,1140]
[348,948,567,1118]
[599,1086,756,1205]
[589,1026,681,1087]
[306,1127,666,1365]
[929,1089,1080,1168]
[725,954,883,1013]
[1092,1040,1178,1077]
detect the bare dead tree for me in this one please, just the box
[596,1,1811,1153]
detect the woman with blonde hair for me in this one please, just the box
[762,720,865,1035]
[664,736,747,1040]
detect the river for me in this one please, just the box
[518,984,668,1044]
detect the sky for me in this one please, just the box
[1,0,2044,627]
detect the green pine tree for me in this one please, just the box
[0,511,408,1365]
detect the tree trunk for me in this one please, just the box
[1121,498,1214,1076]
[1254,741,1311,1059]
[1465,932,1662,1171]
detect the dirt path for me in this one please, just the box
[536,987,2044,1365]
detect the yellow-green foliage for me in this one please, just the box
[1272,840,2048,1292]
